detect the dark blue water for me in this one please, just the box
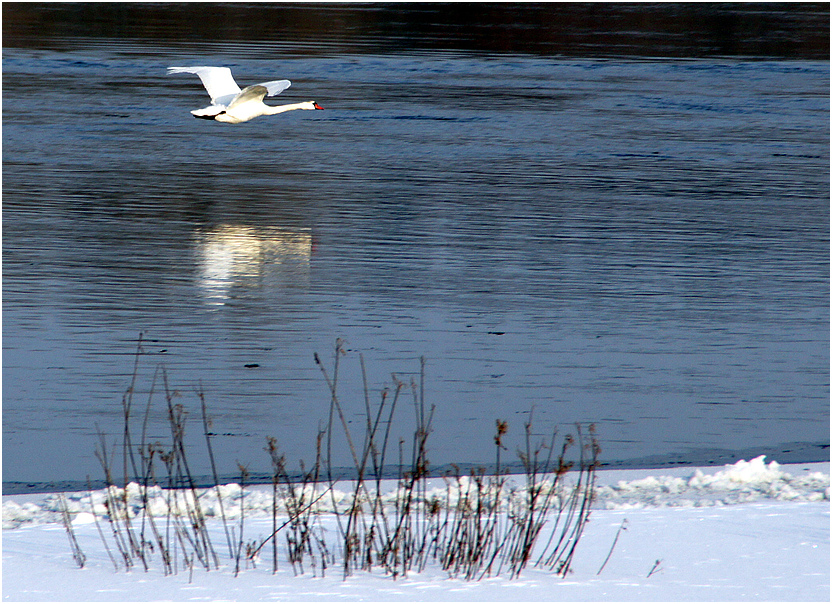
[3,5,829,493]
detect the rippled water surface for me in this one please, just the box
[3,5,829,492]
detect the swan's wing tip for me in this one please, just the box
[167,66,225,74]
[169,67,241,103]
[259,79,292,97]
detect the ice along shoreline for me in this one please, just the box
[4,455,829,530]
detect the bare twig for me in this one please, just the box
[597,518,628,575]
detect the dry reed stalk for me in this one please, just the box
[58,493,87,568]
[234,464,249,577]
[597,518,628,575]
[198,386,234,560]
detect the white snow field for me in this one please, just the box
[3,456,829,601]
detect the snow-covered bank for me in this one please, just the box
[3,457,830,601]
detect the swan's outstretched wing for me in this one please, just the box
[228,85,269,109]
[255,79,292,97]
[168,66,241,106]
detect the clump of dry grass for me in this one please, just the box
[77,335,598,582]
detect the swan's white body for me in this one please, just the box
[168,66,323,123]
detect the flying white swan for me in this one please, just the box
[167,66,324,123]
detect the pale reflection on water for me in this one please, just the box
[193,225,312,306]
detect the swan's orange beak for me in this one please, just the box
[313,102,324,110]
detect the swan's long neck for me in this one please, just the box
[213,100,321,123]
[265,102,315,115]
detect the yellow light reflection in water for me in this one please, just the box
[193,224,312,306]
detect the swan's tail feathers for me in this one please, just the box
[190,105,226,118]
[228,85,269,109]
[167,66,241,105]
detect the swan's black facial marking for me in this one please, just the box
[194,111,226,120]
